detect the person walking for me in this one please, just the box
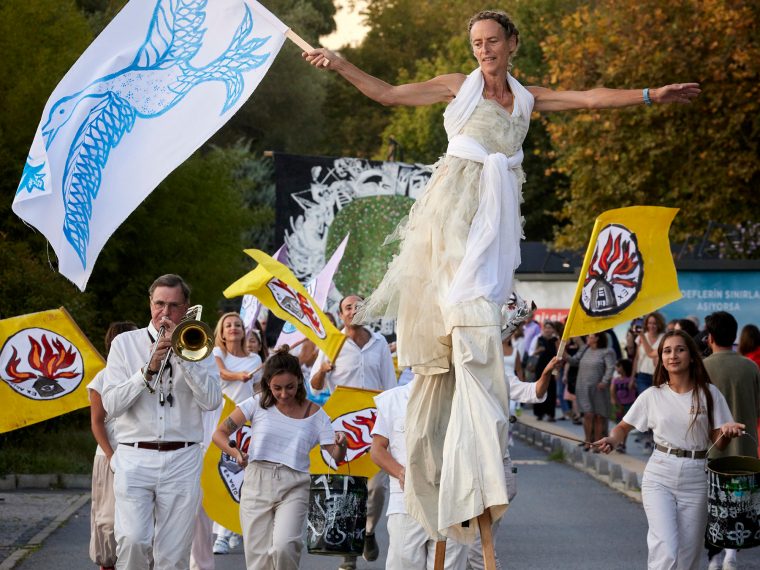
[596,330,744,570]
[212,348,347,570]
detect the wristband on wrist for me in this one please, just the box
[643,87,653,106]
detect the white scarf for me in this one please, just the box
[444,69,534,306]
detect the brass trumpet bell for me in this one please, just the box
[171,319,213,362]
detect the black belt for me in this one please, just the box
[120,441,196,452]
[654,444,707,459]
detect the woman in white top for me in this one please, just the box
[633,311,666,395]
[596,331,744,570]
[213,312,262,405]
[212,348,347,570]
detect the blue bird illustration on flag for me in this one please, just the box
[13,0,289,290]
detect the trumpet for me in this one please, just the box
[145,305,214,399]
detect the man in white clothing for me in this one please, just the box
[310,294,396,570]
[372,378,469,569]
[102,274,222,570]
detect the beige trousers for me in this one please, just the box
[90,454,117,567]
[405,325,511,543]
[239,461,310,570]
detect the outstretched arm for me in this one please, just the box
[303,48,464,107]
[529,83,700,112]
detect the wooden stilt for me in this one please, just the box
[477,510,497,570]
[433,540,447,570]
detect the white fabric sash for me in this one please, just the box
[446,135,523,305]
[442,68,533,306]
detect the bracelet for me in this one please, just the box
[643,87,653,106]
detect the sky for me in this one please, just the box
[321,1,369,49]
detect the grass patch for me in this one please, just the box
[548,448,566,462]
[0,409,95,475]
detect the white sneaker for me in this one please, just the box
[708,556,722,570]
[723,560,738,570]
[213,537,230,555]
[228,533,241,550]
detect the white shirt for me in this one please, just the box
[624,383,733,450]
[371,382,413,515]
[636,334,663,375]
[508,374,545,405]
[238,394,335,472]
[212,347,261,404]
[87,369,117,457]
[102,323,222,444]
[310,328,397,394]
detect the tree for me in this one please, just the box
[538,0,760,249]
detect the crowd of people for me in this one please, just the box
[79,7,743,570]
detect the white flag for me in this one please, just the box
[276,234,350,348]
[13,0,288,290]
[240,243,288,334]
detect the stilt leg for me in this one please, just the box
[434,540,447,570]
[477,510,497,570]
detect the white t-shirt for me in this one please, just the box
[238,394,335,473]
[623,383,733,450]
[87,369,117,457]
[213,347,261,404]
[636,334,664,375]
[371,382,413,515]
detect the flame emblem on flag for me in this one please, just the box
[0,328,84,400]
[217,424,252,503]
[321,407,376,468]
[580,224,644,316]
[266,278,327,339]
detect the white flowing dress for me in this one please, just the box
[357,68,533,541]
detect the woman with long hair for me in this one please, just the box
[211,312,261,554]
[633,312,666,395]
[212,348,347,570]
[596,330,744,569]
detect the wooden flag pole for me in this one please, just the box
[434,540,447,570]
[247,337,307,377]
[477,511,498,570]
[551,338,567,377]
[286,29,330,65]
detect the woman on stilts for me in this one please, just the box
[304,10,700,542]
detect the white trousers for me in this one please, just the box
[386,513,468,570]
[467,457,516,570]
[113,444,202,570]
[190,500,214,570]
[90,454,117,567]
[642,450,708,570]
[239,461,310,570]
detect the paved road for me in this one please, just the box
[11,439,760,569]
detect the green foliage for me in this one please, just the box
[326,195,414,297]
[539,0,760,249]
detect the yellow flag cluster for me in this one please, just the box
[0,307,104,433]
[224,249,346,362]
[563,206,682,340]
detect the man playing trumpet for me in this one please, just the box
[102,274,222,570]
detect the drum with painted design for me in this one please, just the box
[306,473,368,556]
[706,456,760,549]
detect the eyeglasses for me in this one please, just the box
[151,300,186,312]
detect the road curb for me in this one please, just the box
[0,492,90,570]
[514,418,644,503]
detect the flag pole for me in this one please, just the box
[286,29,330,65]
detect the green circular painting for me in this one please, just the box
[326,195,415,297]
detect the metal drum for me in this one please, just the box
[706,456,760,549]
[306,473,368,556]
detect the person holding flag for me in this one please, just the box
[310,294,397,569]
[304,8,700,544]
[212,347,348,570]
[595,330,745,570]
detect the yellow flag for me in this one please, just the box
[200,396,245,534]
[0,307,105,433]
[562,206,682,340]
[308,386,381,479]
[224,249,346,362]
